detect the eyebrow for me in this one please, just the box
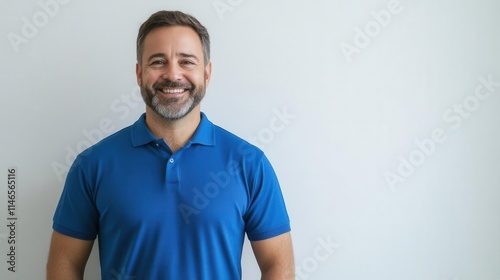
[147,52,200,63]
[178,52,200,62]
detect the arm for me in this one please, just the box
[251,232,295,280]
[46,230,94,280]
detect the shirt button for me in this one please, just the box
[155,143,160,147]
[169,158,175,164]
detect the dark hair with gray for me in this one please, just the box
[136,11,210,65]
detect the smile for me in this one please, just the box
[161,88,188,94]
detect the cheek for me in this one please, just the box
[142,70,160,85]
[186,71,205,86]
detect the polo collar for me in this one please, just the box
[131,112,215,147]
[188,112,215,146]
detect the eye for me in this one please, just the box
[181,60,195,65]
[151,60,166,66]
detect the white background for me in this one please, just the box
[1,0,500,279]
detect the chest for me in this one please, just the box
[93,152,249,231]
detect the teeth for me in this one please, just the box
[161,88,185,94]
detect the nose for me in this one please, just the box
[161,62,182,81]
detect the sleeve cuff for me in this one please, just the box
[247,223,291,241]
[53,222,97,241]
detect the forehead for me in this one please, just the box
[142,26,203,57]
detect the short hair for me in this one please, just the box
[136,11,210,65]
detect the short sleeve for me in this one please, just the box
[244,154,291,241]
[52,156,99,240]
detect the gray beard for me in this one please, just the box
[141,83,205,121]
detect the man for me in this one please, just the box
[47,10,294,280]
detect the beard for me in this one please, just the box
[140,78,206,121]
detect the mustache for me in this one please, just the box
[152,80,193,90]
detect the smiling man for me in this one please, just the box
[47,10,294,280]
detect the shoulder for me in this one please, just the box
[87,125,133,155]
[70,124,133,172]
[212,124,265,161]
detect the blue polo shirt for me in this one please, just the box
[52,112,291,279]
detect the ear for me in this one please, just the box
[136,63,142,86]
[204,61,212,88]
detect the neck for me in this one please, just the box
[145,106,201,153]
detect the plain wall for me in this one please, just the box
[1,0,500,279]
